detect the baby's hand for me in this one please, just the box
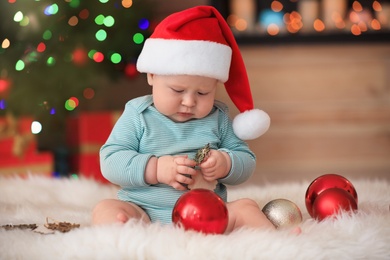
[199,150,231,182]
[156,155,197,191]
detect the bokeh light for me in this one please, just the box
[37,42,46,52]
[267,24,280,36]
[371,19,381,30]
[79,9,89,19]
[104,16,115,27]
[235,19,248,31]
[133,33,144,44]
[0,99,6,110]
[15,60,25,71]
[95,29,107,41]
[1,39,11,49]
[68,16,79,26]
[139,18,150,30]
[285,11,303,33]
[44,4,59,16]
[93,52,104,62]
[31,121,42,134]
[47,56,56,66]
[373,1,382,12]
[70,97,79,106]
[260,9,284,28]
[20,16,30,26]
[88,49,97,59]
[122,0,133,8]
[333,12,346,29]
[95,14,105,25]
[0,79,10,93]
[65,97,79,111]
[271,1,283,12]
[83,88,95,99]
[124,63,137,78]
[14,11,23,22]
[73,48,88,65]
[314,19,325,32]
[110,53,122,64]
[352,1,363,12]
[69,0,81,8]
[43,30,52,40]
[27,51,38,63]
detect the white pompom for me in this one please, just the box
[232,109,271,140]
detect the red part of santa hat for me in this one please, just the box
[137,6,270,139]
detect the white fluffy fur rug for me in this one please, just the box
[0,176,389,259]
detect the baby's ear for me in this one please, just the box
[147,73,154,86]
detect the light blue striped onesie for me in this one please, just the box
[100,95,256,224]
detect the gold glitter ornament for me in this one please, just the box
[262,199,303,229]
[193,143,210,165]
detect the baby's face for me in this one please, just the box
[148,74,218,122]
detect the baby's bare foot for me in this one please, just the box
[290,226,301,235]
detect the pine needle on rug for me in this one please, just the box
[0,176,389,259]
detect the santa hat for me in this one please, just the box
[136,5,270,140]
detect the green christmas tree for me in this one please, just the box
[0,0,152,117]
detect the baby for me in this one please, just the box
[92,6,274,234]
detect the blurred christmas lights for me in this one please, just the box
[110,53,122,64]
[1,39,11,49]
[44,4,59,16]
[103,16,115,27]
[139,18,150,29]
[13,11,23,22]
[133,33,144,44]
[1,0,152,117]
[31,121,42,134]
[65,97,79,111]
[42,30,52,40]
[83,88,95,99]
[15,60,25,71]
[227,0,389,36]
[0,100,6,110]
[37,42,46,52]
[122,0,133,8]
[95,29,107,41]
[93,52,104,62]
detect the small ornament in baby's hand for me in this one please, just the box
[193,143,210,164]
[188,143,217,191]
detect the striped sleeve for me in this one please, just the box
[100,100,153,187]
[215,101,256,185]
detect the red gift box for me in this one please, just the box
[0,151,54,177]
[0,115,53,178]
[68,153,103,182]
[66,111,121,183]
[0,116,37,154]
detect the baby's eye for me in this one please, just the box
[171,88,183,93]
[198,92,208,96]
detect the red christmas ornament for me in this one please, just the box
[312,188,358,221]
[172,189,228,234]
[305,174,358,218]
